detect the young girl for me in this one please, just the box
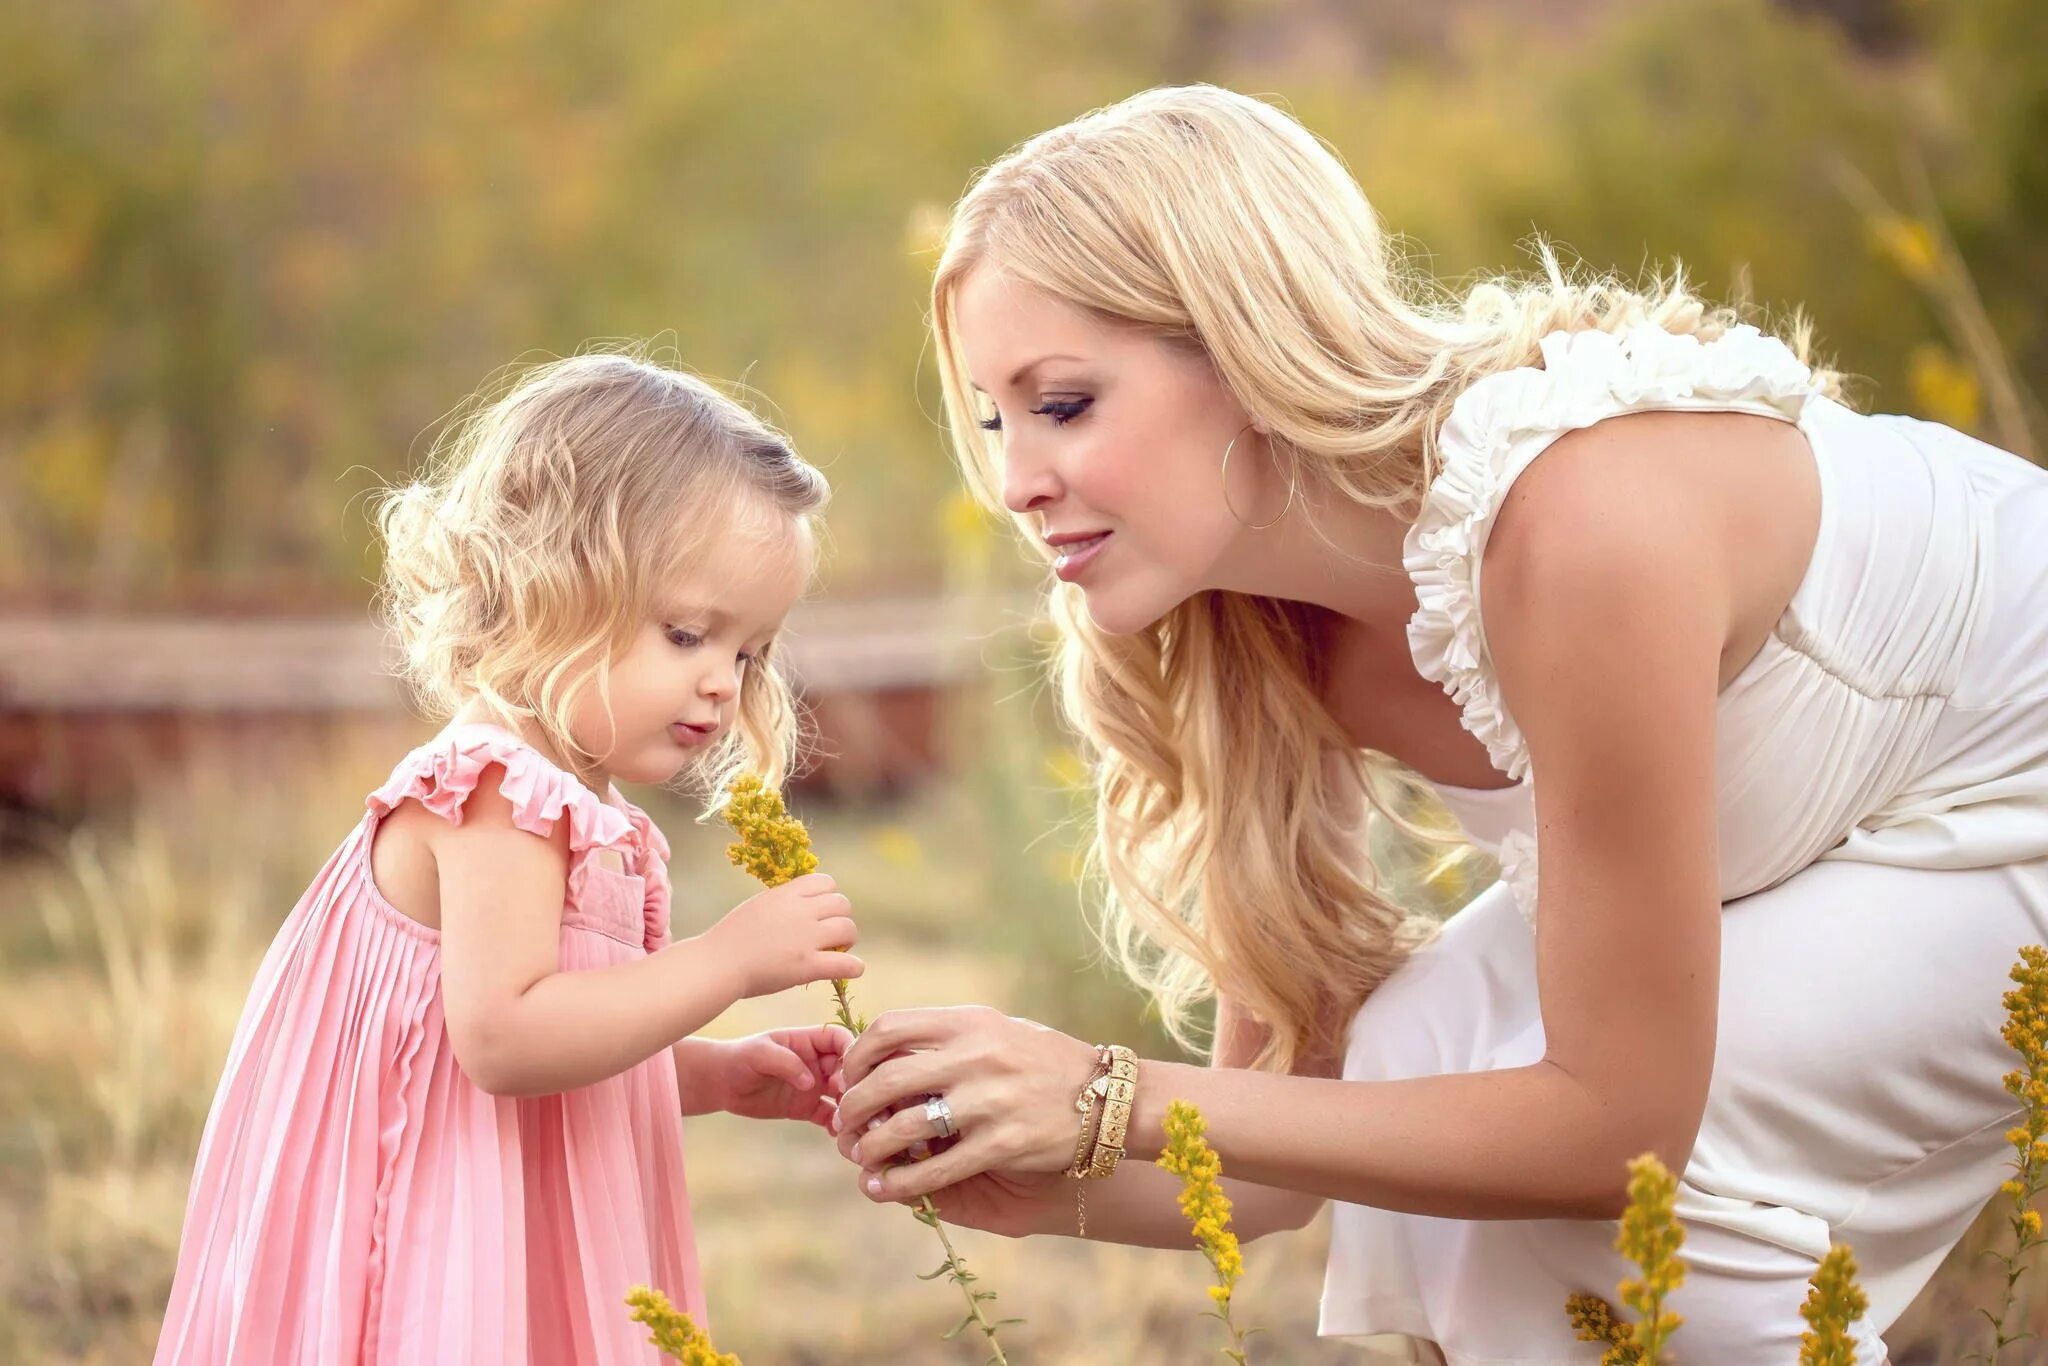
[830,86,2048,1362]
[155,353,861,1363]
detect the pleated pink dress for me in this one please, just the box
[156,723,704,1364]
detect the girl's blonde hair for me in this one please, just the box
[932,84,1841,1073]
[376,349,828,796]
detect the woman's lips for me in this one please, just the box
[1052,531,1111,582]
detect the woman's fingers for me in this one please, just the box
[835,1049,957,1141]
[850,1092,966,1168]
[841,1005,996,1084]
[862,1131,1001,1203]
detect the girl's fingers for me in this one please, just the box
[811,892,853,918]
[752,1040,815,1092]
[816,916,859,949]
[791,872,836,895]
[817,951,864,982]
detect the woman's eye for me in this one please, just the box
[1031,396,1093,426]
[978,414,1003,433]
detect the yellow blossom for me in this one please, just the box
[1907,344,1982,432]
[1565,1292,1642,1365]
[719,774,819,889]
[1157,1099,1255,1362]
[1982,945,2048,1357]
[1616,1153,1686,1362]
[1868,216,1939,282]
[1797,1243,1869,1365]
[625,1286,739,1366]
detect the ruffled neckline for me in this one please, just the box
[1401,323,1821,784]
[367,722,669,870]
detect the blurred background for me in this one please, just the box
[3,0,2044,1360]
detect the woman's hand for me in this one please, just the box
[831,1006,1101,1203]
[679,1026,851,1127]
[902,1169,1073,1239]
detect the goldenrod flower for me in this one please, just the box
[625,1286,739,1366]
[1868,215,1939,283]
[1157,1099,1254,1362]
[1615,1153,1685,1362]
[1983,945,2048,1357]
[715,772,1013,1362]
[1565,1292,1642,1365]
[1796,1243,1868,1365]
[719,774,819,889]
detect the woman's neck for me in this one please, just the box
[1212,484,1418,638]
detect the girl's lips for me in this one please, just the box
[1052,531,1111,582]
[670,721,718,747]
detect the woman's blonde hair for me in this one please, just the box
[931,84,1840,1073]
[375,349,828,796]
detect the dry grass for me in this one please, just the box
[0,733,2031,1361]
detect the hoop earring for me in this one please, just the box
[1220,422,1296,531]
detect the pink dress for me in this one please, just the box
[156,723,704,1364]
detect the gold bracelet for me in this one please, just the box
[1084,1045,1139,1179]
[1069,1044,1116,1237]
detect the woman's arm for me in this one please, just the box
[841,431,1730,1220]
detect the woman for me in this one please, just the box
[832,85,2048,1363]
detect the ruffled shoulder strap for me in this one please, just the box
[1402,323,1822,782]
[366,722,647,865]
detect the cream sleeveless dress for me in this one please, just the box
[1319,325,2048,1364]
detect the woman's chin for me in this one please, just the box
[1077,578,1185,637]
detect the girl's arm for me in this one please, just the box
[433,764,861,1097]
[839,428,1730,1221]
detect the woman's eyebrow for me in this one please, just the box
[970,353,1085,393]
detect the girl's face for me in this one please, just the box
[571,506,810,786]
[953,267,1288,635]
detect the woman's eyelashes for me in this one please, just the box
[977,394,1094,433]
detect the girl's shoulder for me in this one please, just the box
[367,723,666,867]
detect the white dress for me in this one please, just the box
[1319,324,2048,1364]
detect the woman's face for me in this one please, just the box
[952,267,1289,635]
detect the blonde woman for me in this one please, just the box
[831,86,2048,1362]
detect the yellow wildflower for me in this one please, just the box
[1982,945,2048,1358]
[1615,1153,1686,1362]
[716,772,1015,1363]
[625,1285,739,1366]
[1907,344,1982,432]
[1157,1099,1255,1362]
[1797,1243,1869,1366]
[1565,1292,1642,1365]
[719,774,819,889]
[1868,216,1939,283]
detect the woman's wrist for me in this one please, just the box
[1125,1057,1200,1162]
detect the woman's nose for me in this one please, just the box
[1000,446,1060,515]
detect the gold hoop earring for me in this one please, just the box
[1220,422,1295,531]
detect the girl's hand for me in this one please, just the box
[830,1006,1101,1203]
[683,1027,852,1127]
[702,872,862,1000]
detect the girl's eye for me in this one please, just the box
[1031,396,1092,426]
[666,627,704,649]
